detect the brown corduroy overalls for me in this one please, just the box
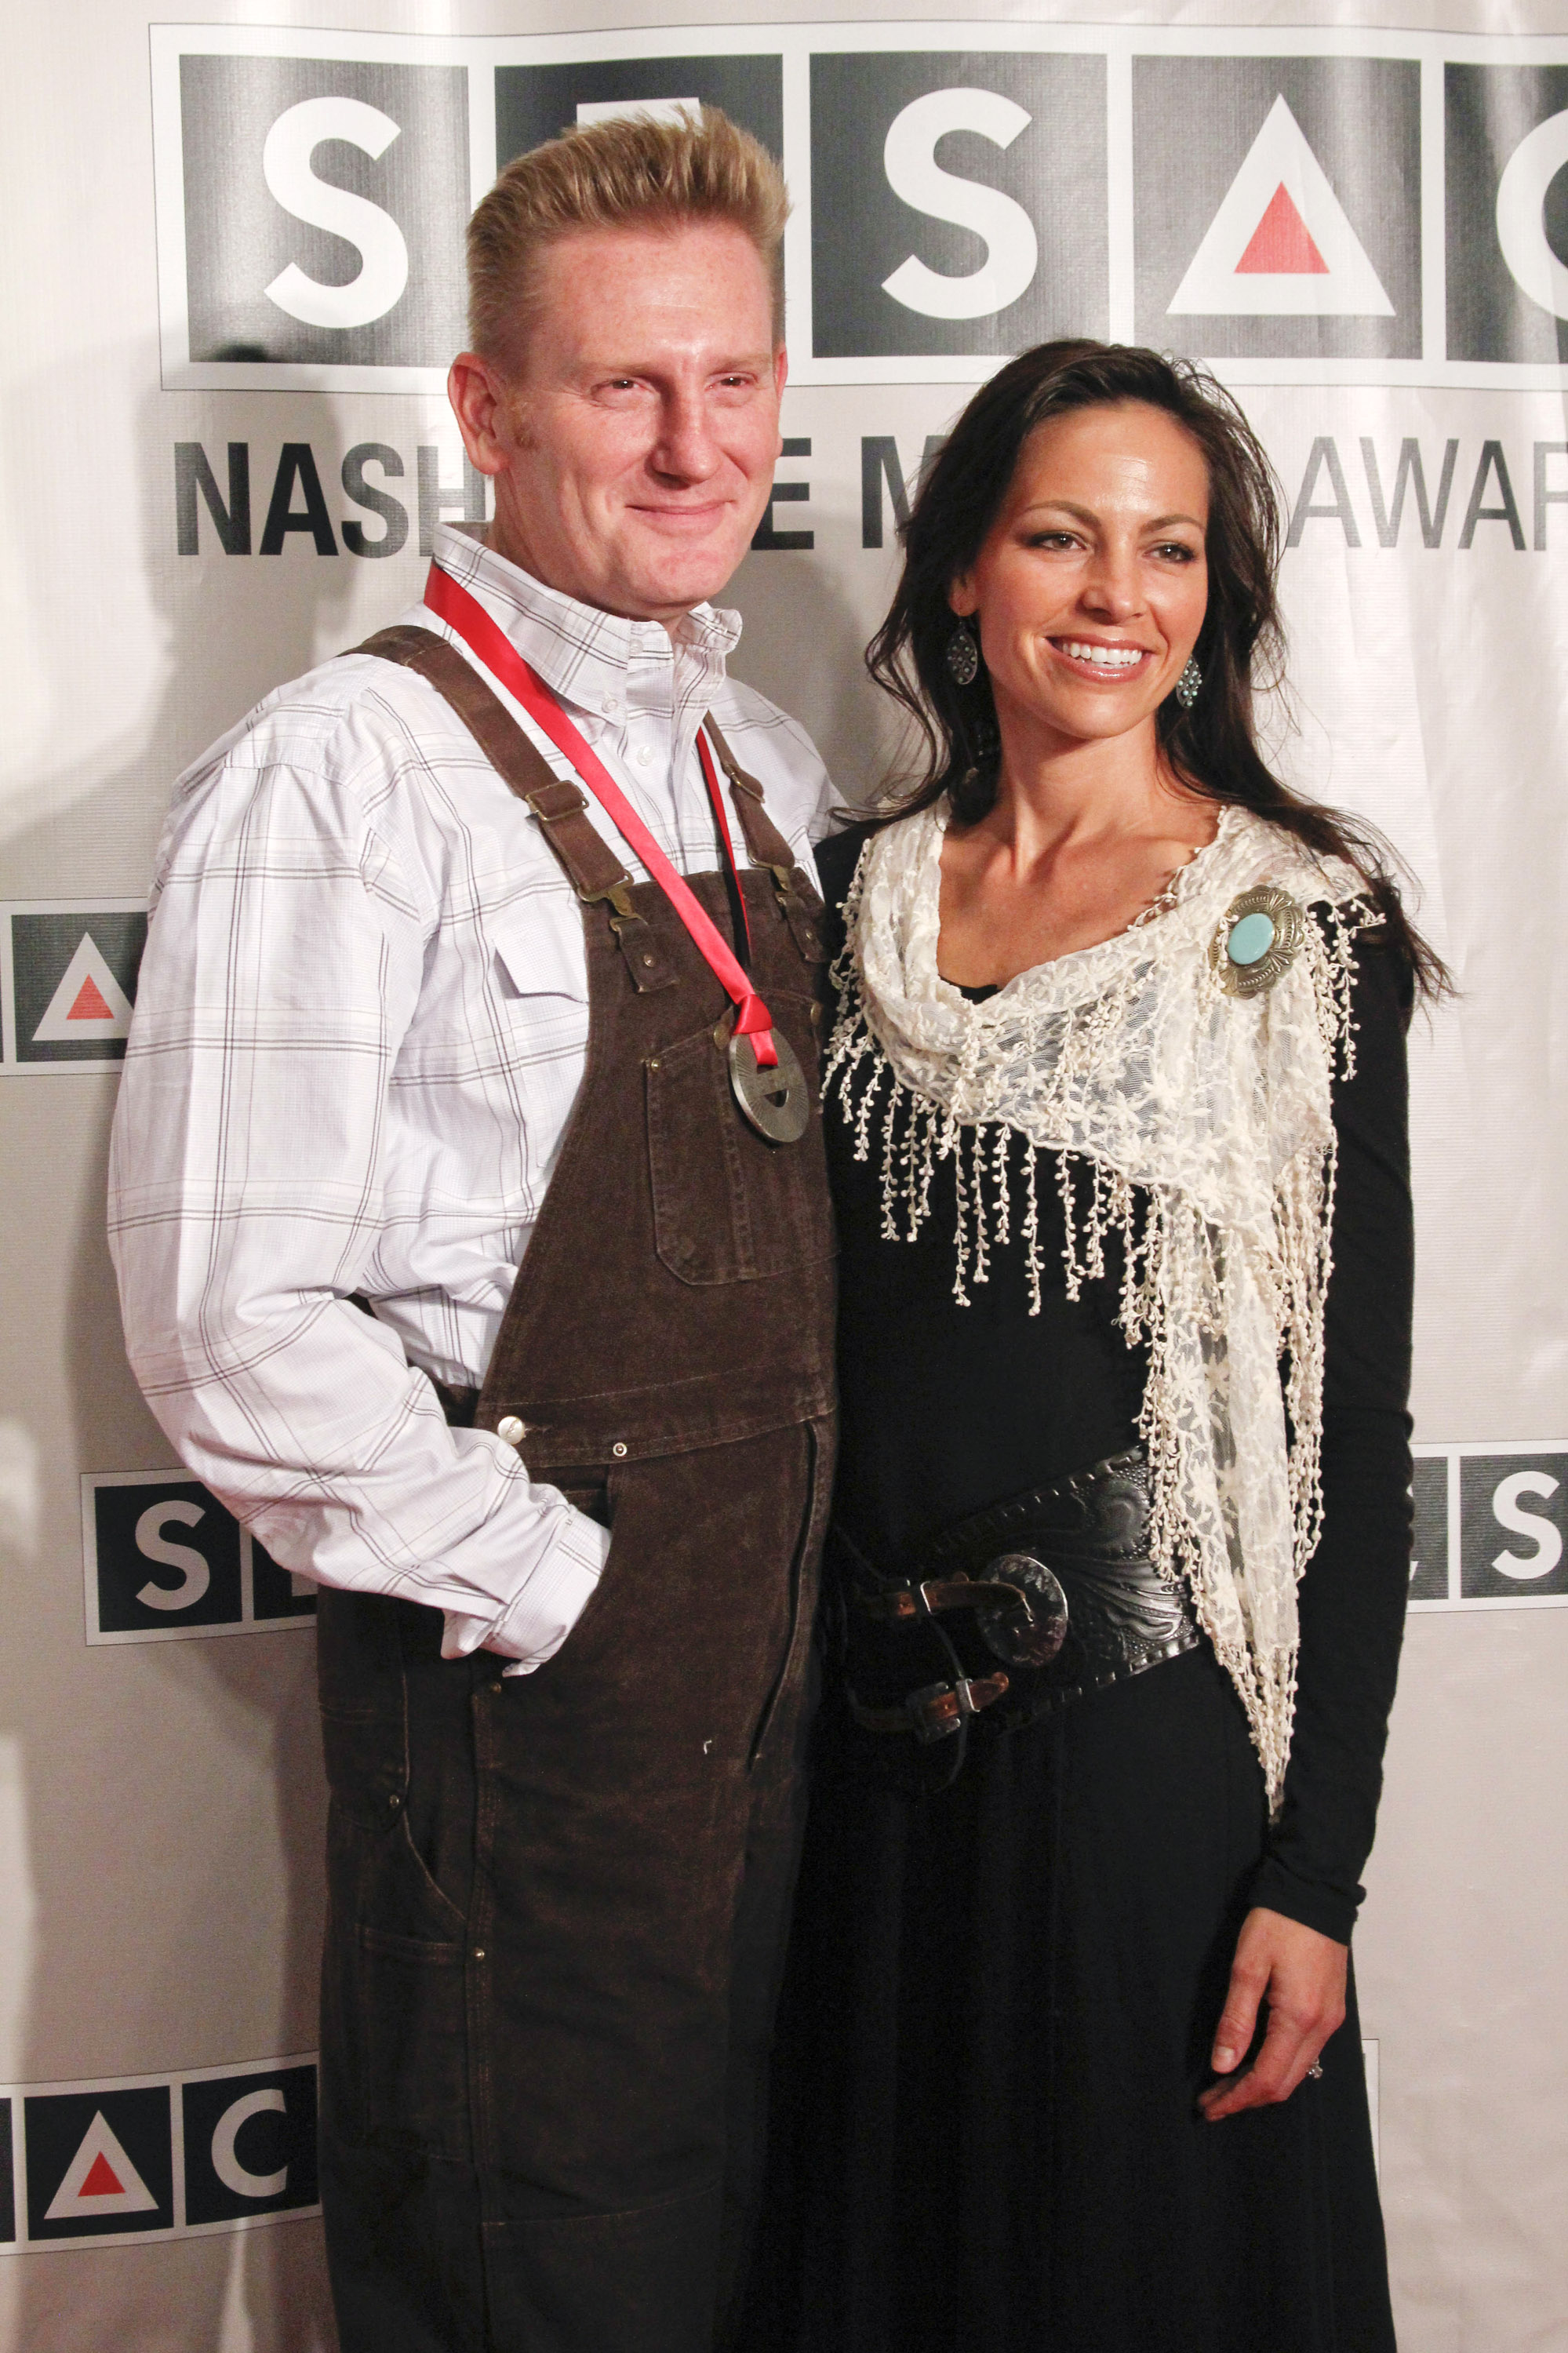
[315,630,836,2353]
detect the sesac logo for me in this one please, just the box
[24,2092,174,2242]
[1446,66,1568,365]
[155,39,470,387]
[82,1472,316,1647]
[0,903,147,1071]
[1407,1444,1568,1609]
[807,51,1106,365]
[3,2059,318,2251]
[1133,56,1421,360]
[150,27,1568,387]
[493,56,781,180]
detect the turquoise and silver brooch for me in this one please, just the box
[1209,886,1306,998]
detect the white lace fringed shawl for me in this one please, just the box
[824,804,1376,1810]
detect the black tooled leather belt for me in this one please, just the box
[835,1450,1200,1775]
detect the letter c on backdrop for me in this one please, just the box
[1495,108,1568,323]
[262,95,410,329]
[880,89,1039,321]
[212,2087,289,2198]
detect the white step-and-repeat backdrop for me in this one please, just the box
[2,2,1564,2345]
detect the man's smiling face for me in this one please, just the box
[452,219,786,624]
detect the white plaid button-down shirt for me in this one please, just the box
[108,526,836,1671]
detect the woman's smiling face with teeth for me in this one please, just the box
[950,400,1210,757]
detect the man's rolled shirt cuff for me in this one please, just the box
[440,1505,612,1677]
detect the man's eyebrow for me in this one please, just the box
[574,351,776,376]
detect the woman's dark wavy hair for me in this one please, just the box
[866,338,1446,999]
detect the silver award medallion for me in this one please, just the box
[720,1016,810,1145]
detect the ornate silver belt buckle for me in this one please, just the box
[715,1010,810,1145]
[976,1553,1070,1668]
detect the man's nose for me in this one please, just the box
[649,387,721,483]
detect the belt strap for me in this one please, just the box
[855,1576,1034,1623]
[848,1671,1011,1744]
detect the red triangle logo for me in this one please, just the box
[78,2151,126,2198]
[1235,183,1329,275]
[67,975,115,1023]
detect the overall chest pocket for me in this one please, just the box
[646,995,836,1286]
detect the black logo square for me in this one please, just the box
[24,2087,174,2241]
[90,1478,243,1635]
[1460,1453,1568,1602]
[1409,1457,1449,1603]
[182,2064,319,2226]
[252,1535,318,1622]
[495,56,782,177]
[808,50,1107,360]
[0,2100,13,2244]
[10,911,145,1066]
[1446,66,1568,365]
[1133,56,1421,361]
[176,53,469,370]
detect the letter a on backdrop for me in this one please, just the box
[1169,94,1393,315]
[31,933,135,1044]
[45,2111,159,2220]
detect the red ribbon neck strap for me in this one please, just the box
[424,562,777,1067]
[694,729,757,969]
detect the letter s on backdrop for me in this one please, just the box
[1490,1469,1564,1580]
[133,1499,212,1611]
[262,95,410,329]
[880,88,1039,321]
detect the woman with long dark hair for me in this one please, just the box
[745,343,1439,2351]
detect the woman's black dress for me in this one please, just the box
[742,826,1413,2353]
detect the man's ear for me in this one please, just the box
[449,351,513,480]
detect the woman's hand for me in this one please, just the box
[1197,1905,1348,2122]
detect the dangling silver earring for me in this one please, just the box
[1174,656,1202,710]
[946,617,980,686]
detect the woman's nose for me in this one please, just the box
[1079,547,1143,619]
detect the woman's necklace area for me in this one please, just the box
[936,800,1226,993]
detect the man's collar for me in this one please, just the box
[427,523,740,719]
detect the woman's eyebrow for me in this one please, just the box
[1011,498,1205,531]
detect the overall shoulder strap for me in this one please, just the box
[359,624,635,916]
[703,713,824,955]
[701,713,800,871]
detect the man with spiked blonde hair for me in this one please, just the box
[111,107,836,2351]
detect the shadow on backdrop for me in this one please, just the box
[5,353,377,2353]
